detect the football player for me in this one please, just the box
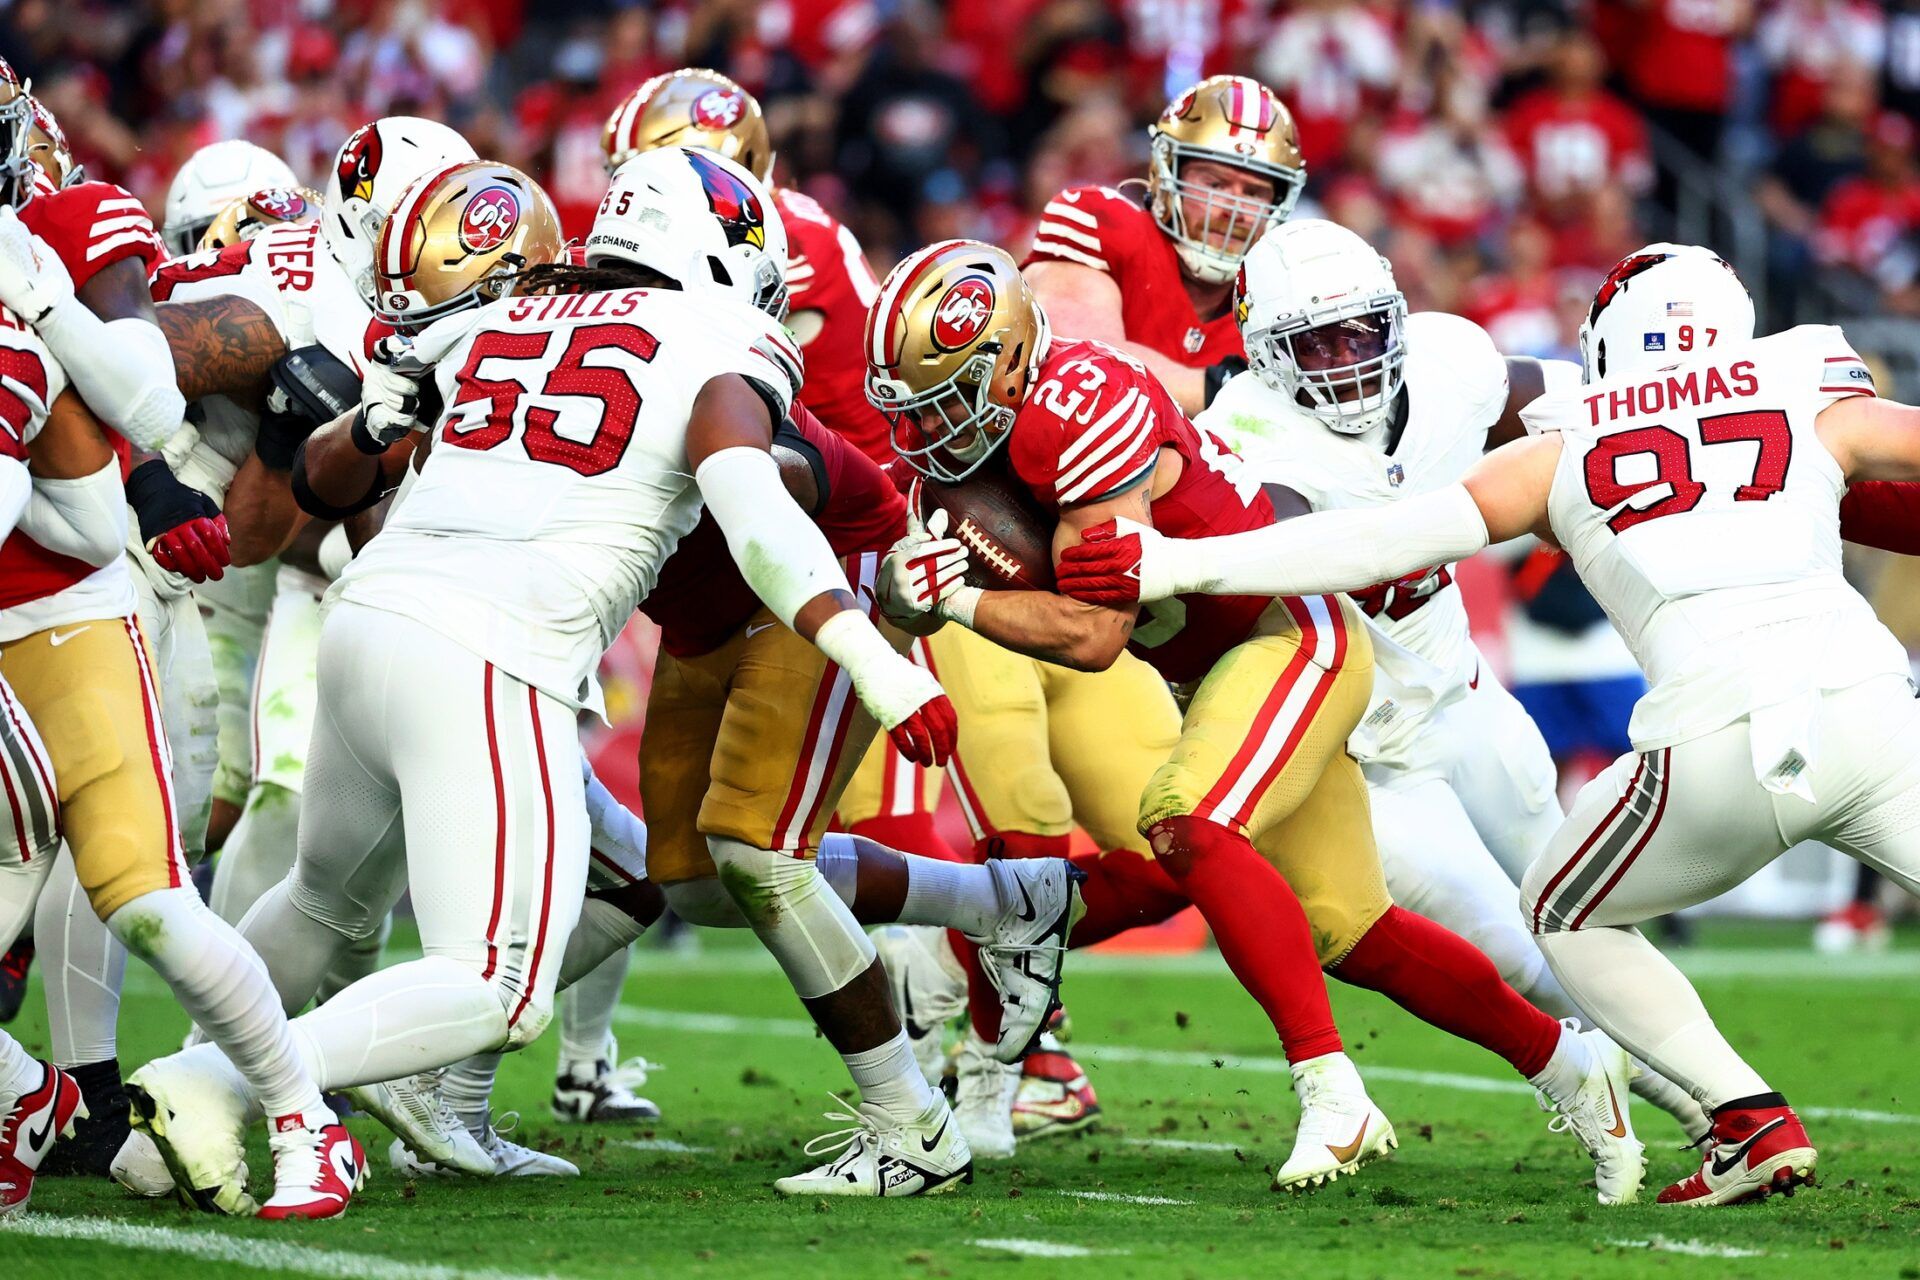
[1023,75,1303,418]
[1053,243,1920,1205]
[870,239,1648,1201]
[127,149,971,1200]
[0,84,360,1219]
[1192,219,1708,1141]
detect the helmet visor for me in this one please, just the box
[1252,294,1407,433]
[870,351,1014,483]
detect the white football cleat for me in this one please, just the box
[971,859,1085,1062]
[1535,1022,1646,1205]
[552,1038,661,1123]
[109,1129,176,1197]
[126,1053,256,1215]
[348,1070,493,1177]
[872,924,967,1084]
[389,1110,579,1177]
[952,1033,1019,1160]
[257,1109,365,1220]
[773,1095,972,1197]
[1273,1052,1396,1193]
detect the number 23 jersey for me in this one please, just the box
[336,286,801,708]
[1526,323,1907,751]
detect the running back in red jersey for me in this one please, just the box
[1002,337,1276,684]
[1024,185,1244,367]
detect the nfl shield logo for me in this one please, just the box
[1387,463,1405,488]
[1183,327,1204,353]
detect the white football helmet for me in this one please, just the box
[163,140,299,255]
[586,147,789,320]
[1235,219,1407,436]
[1578,243,1755,383]
[322,116,476,310]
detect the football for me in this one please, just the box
[918,468,1057,592]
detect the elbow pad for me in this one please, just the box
[20,459,128,566]
[35,301,186,452]
[695,445,848,629]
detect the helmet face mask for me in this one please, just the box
[1148,77,1307,286]
[0,73,37,212]
[1250,295,1408,435]
[874,347,1019,482]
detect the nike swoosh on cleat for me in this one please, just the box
[1712,1117,1787,1177]
[24,1104,55,1154]
[1605,1081,1628,1139]
[1326,1117,1370,1164]
[1013,878,1038,924]
[920,1115,950,1153]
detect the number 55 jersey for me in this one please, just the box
[335,286,801,709]
[1524,324,1906,768]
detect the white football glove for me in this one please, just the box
[360,333,428,446]
[876,508,972,624]
[0,206,75,325]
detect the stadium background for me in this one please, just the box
[7,0,1917,927]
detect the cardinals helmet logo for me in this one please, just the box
[685,149,766,250]
[1233,264,1252,326]
[929,277,996,352]
[337,124,383,203]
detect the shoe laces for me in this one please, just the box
[268,1122,325,1187]
[604,1056,658,1093]
[798,1093,890,1161]
[955,1049,1019,1111]
[405,1068,465,1137]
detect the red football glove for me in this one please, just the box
[1055,518,1143,606]
[150,514,232,583]
[888,692,958,768]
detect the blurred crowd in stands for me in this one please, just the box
[2,0,1916,364]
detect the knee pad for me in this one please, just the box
[1137,765,1202,838]
[708,836,874,998]
[662,876,749,928]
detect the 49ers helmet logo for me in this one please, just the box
[929,276,996,352]
[337,124,383,203]
[458,186,520,253]
[685,149,766,249]
[250,187,308,221]
[691,88,746,130]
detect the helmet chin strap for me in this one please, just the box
[1175,240,1238,286]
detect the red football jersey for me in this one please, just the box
[1003,338,1278,684]
[1023,185,1243,369]
[643,402,908,658]
[776,188,892,463]
[24,181,165,291]
[1501,89,1651,203]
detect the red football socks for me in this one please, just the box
[1333,905,1560,1078]
[1066,847,1190,946]
[1146,816,1343,1063]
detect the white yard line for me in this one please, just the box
[615,1006,1920,1126]
[971,1238,1126,1258]
[1057,1190,1195,1205]
[0,1216,563,1280]
[1609,1235,1769,1259]
[619,1138,712,1153]
[1122,1138,1243,1152]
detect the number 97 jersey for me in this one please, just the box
[1526,323,1908,749]
[336,286,802,710]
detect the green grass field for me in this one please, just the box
[4,921,1918,1280]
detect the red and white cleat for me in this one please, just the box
[257,1110,366,1221]
[0,1060,85,1216]
[1010,1033,1101,1140]
[1657,1099,1816,1206]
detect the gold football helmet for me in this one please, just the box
[23,95,77,188]
[374,161,564,332]
[1146,75,1306,285]
[865,239,1050,482]
[197,186,324,251]
[600,68,773,183]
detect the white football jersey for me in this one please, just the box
[0,304,137,640]
[1199,312,1508,764]
[151,221,370,506]
[336,286,800,708]
[1526,323,1907,758]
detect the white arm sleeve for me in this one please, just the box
[31,301,186,452]
[1149,484,1492,600]
[695,445,852,629]
[18,459,129,566]
[0,457,27,543]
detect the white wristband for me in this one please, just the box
[939,585,983,630]
[812,608,899,683]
